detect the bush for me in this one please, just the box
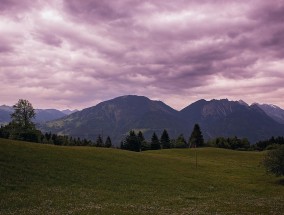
[263,145,284,177]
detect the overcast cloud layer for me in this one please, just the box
[0,0,284,110]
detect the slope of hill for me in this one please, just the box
[180,99,284,143]
[256,103,284,124]
[35,109,67,123]
[44,95,187,143]
[0,138,283,214]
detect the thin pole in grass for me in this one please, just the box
[195,143,197,168]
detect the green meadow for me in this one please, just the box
[0,138,283,214]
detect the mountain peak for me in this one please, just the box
[238,100,249,106]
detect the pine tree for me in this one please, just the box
[105,136,112,148]
[151,132,160,150]
[189,124,204,148]
[96,135,104,147]
[137,131,145,142]
[160,129,171,149]
[123,130,141,152]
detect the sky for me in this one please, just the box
[0,0,284,110]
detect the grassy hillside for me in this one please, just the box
[0,138,283,214]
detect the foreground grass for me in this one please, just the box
[0,138,283,214]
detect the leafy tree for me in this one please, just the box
[263,145,284,176]
[175,134,187,148]
[4,99,42,142]
[151,132,160,150]
[11,99,35,129]
[96,135,104,147]
[105,136,112,148]
[189,124,204,148]
[160,129,171,149]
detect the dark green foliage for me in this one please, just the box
[96,135,104,147]
[174,134,187,148]
[11,99,35,129]
[189,124,204,148]
[138,131,150,151]
[207,136,250,150]
[0,100,42,143]
[254,136,284,151]
[263,145,284,176]
[105,136,112,148]
[121,130,141,152]
[141,140,151,151]
[151,132,160,150]
[160,129,171,149]
[137,131,145,142]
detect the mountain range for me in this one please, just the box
[38,95,284,145]
[0,105,77,125]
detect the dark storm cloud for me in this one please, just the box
[0,0,283,109]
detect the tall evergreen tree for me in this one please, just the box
[96,135,104,147]
[189,124,204,148]
[151,132,160,150]
[123,130,141,152]
[138,131,150,151]
[137,131,145,142]
[105,136,112,148]
[160,129,171,149]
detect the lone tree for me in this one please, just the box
[189,124,204,148]
[11,99,35,129]
[160,129,171,149]
[7,99,41,142]
[263,145,284,177]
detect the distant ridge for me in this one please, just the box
[0,106,76,124]
[255,103,284,124]
[41,95,284,145]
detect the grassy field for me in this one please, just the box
[0,138,283,214]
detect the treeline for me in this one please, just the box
[0,125,113,148]
[120,124,204,152]
[253,136,284,151]
[0,99,113,148]
[40,132,112,147]
[207,136,250,150]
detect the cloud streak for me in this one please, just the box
[0,0,284,110]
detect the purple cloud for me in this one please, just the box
[0,0,283,110]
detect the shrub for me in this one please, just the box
[263,145,284,177]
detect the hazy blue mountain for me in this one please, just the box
[0,105,13,125]
[3,97,284,144]
[35,109,67,123]
[255,103,284,124]
[62,109,78,115]
[180,99,284,143]
[43,95,188,144]
[0,105,67,124]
